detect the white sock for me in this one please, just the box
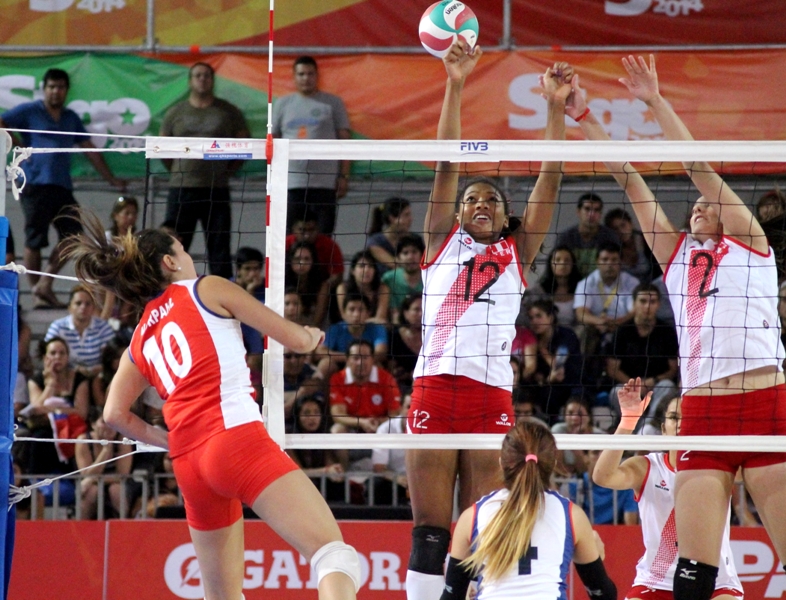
[406,570,445,600]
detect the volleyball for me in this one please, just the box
[418,1,479,59]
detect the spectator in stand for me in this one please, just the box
[551,397,606,476]
[284,241,331,327]
[604,207,661,283]
[286,394,345,502]
[567,448,639,525]
[75,409,133,519]
[24,337,89,476]
[511,325,537,383]
[286,210,345,287]
[45,284,115,378]
[388,293,423,394]
[604,283,679,432]
[100,196,140,321]
[329,340,401,434]
[757,189,786,282]
[372,393,411,506]
[332,250,389,325]
[160,62,250,278]
[382,234,425,324]
[233,247,266,396]
[91,337,127,408]
[526,245,582,329]
[523,299,583,420]
[317,293,389,376]
[273,55,351,235]
[757,189,786,224]
[574,241,638,358]
[283,348,325,432]
[284,287,308,326]
[555,193,620,278]
[366,197,424,272]
[0,68,125,308]
[14,308,33,419]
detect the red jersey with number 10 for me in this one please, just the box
[128,279,262,458]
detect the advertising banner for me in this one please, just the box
[2,0,785,48]
[1,51,786,178]
[9,521,786,599]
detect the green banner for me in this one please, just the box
[0,54,269,178]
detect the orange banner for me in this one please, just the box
[9,521,786,599]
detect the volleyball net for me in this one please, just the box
[4,130,786,462]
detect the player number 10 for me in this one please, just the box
[141,322,193,393]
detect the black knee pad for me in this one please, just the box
[408,526,451,575]
[673,558,718,600]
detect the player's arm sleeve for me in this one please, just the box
[440,556,473,600]
[574,558,617,600]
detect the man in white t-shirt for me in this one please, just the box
[272,56,351,235]
[574,241,639,358]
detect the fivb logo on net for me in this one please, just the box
[459,141,489,156]
[0,74,151,149]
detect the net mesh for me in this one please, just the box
[4,130,786,453]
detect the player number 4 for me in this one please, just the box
[141,322,193,394]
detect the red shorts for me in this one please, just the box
[171,421,299,531]
[677,384,786,473]
[626,585,743,599]
[408,374,514,434]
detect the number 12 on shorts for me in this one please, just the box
[141,322,193,393]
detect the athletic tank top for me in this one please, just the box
[414,225,526,390]
[128,279,262,458]
[634,452,742,592]
[472,488,574,599]
[664,233,785,389]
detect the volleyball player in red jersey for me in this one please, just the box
[404,42,573,600]
[570,56,786,600]
[65,213,359,600]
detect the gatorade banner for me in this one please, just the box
[2,51,786,177]
[9,521,786,599]
[1,0,785,47]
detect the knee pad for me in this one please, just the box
[673,558,718,600]
[408,526,451,575]
[310,541,361,592]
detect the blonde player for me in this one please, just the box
[404,42,573,599]
[441,420,617,600]
[570,56,786,600]
[64,212,359,600]
[593,378,743,599]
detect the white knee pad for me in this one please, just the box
[310,541,361,592]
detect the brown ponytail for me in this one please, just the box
[461,420,558,584]
[63,209,175,313]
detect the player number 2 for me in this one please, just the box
[141,322,193,394]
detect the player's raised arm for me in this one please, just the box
[424,41,482,262]
[516,63,572,268]
[569,73,680,265]
[620,54,766,251]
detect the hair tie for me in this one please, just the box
[525,454,538,463]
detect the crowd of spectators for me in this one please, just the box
[9,60,786,526]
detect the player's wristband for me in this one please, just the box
[618,414,641,430]
[575,107,591,122]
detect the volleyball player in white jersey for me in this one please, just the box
[404,42,573,600]
[570,56,786,600]
[64,212,359,600]
[593,378,743,600]
[441,420,617,600]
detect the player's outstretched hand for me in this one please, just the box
[619,54,660,104]
[618,377,652,420]
[443,41,482,84]
[539,61,573,105]
[565,73,589,122]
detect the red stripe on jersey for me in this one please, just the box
[644,509,678,587]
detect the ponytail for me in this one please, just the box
[461,421,557,584]
[63,209,175,313]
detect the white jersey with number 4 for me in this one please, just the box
[634,452,742,593]
[664,233,785,389]
[415,225,525,391]
[472,488,574,599]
